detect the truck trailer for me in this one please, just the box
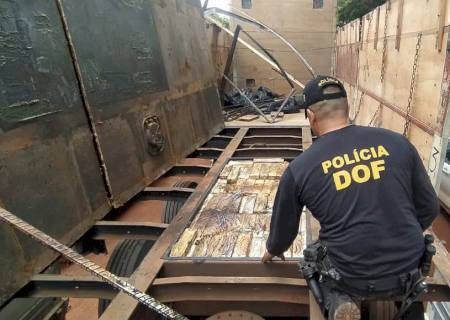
[0,0,450,319]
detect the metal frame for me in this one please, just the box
[88,221,168,241]
[204,6,316,78]
[10,126,450,319]
[219,23,297,124]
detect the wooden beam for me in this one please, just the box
[374,7,381,50]
[301,127,313,150]
[100,128,249,320]
[436,0,448,51]
[395,0,405,50]
[431,231,450,288]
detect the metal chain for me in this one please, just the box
[368,104,382,127]
[403,32,423,137]
[0,208,188,320]
[351,91,365,123]
[358,18,364,48]
[380,2,391,82]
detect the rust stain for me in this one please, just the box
[180,59,191,77]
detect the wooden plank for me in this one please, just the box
[291,235,304,258]
[232,232,253,257]
[254,158,285,163]
[227,165,241,183]
[210,178,227,194]
[238,115,259,122]
[211,232,239,257]
[170,229,197,257]
[249,235,266,257]
[258,163,271,179]
[239,195,257,214]
[301,127,313,149]
[262,179,275,194]
[217,193,243,214]
[250,162,262,178]
[219,164,233,178]
[241,178,256,194]
[238,163,253,180]
[395,0,404,50]
[374,7,381,50]
[436,0,448,51]
[254,193,269,214]
[268,162,286,179]
[431,231,450,287]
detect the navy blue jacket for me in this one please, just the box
[267,125,439,279]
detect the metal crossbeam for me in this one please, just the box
[89,221,168,240]
[0,208,188,320]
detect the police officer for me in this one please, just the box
[261,76,439,319]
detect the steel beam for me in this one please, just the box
[165,165,210,176]
[100,128,249,320]
[214,135,233,139]
[160,260,301,278]
[88,221,168,241]
[242,135,302,146]
[170,301,309,317]
[148,276,309,304]
[188,149,222,159]
[219,25,241,102]
[139,187,195,201]
[246,127,304,136]
[18,275,118,299]
[234,147,302,158]
[18,273,450,303]
[196,147,224,152]
[202,137,232,149]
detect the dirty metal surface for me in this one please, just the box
[59,0,223,207]
[60,0,168,107]
[0,208,187,320]
[0,0,224,307]
[169,159,306,259]
[0,0,110,306]
[99,128,248,320]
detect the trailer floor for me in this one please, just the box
[45,126,449,320]
[225,112,309,128]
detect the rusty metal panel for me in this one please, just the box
[0,0,110,305]
[0,0,224,306]
[59,0,168,106]
[60,0,223,207]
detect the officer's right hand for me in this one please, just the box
[261,251,286,263]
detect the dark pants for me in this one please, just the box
[320,280,425,320]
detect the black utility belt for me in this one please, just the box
[334,269,421,298]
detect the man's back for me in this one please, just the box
[268,125,438,279]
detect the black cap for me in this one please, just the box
[302,75,347,109]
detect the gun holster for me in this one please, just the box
[299,235,436,320]
[393,234,436,320]
[299,241,331,311]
